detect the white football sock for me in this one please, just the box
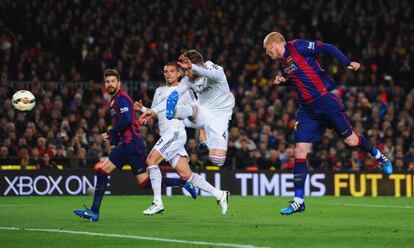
[294,197,304,204]
[148,165,162,205]
[188,173,222,200]
[175,104,195,120]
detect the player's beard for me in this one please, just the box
[107,85,120,96]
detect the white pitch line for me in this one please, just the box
[0,226,269,248]
[334,203,414,209]
[0,204,33,207]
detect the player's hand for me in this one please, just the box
[101,133,110,140]
[139,109,156,125]
[274,75,287,85]
[185,69,195,79]
[134,100,143,111]
[177,55,192,70]
[347,62,360,71]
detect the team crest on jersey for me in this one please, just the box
[110,108,116,115]
[283,56,298,74]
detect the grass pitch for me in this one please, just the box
[0,196,413,248]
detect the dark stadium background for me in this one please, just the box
[0,0,413,173]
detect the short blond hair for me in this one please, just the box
[263,32,286,46]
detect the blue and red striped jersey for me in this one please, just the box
[280,39,351,104]
[108,89,140,145]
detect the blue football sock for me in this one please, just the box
[162,177,186,187]
[139,177,186,189]
[91,171,108,213]
[294,159,308,200]
[357,135,373,154]
[358,135,382,159]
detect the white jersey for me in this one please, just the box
[181,61,235,117]
[151,85,193,136]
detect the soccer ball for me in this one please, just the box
[12,90,36,111]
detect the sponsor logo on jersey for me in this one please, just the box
[197,86,213,95]
[283,56,298,74]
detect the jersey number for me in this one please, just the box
[307,42,315,50]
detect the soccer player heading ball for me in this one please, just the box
[263,32,393,215]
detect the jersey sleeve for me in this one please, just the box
[192,61,226,83]
[151,88,160,109]
[294,39,351,66]
[107,96,132,137]
[150,88,166,113]
[110,135,120,146]
[175,76,192,96]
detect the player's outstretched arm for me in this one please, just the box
[297,40,353,67]
[316,42,350,66]
[178,54,224,82]
[191,63,224,82]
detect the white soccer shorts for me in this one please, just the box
[183,104,230,150]
[153,131,188,168]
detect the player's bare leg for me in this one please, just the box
[281,143,311,215]
[344,132,393,174]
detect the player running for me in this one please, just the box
[137,62,229,215]
[161,50,235,168]
[73,69,191,222]
[263,32,393,215]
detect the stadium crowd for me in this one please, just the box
[0,0,413,172]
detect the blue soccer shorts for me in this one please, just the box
[294,92,353,143]
[109,137,147,175]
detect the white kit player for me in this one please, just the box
[137,62,229,215]
[165,50,235,168]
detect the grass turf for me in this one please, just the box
[0,196,413,248]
